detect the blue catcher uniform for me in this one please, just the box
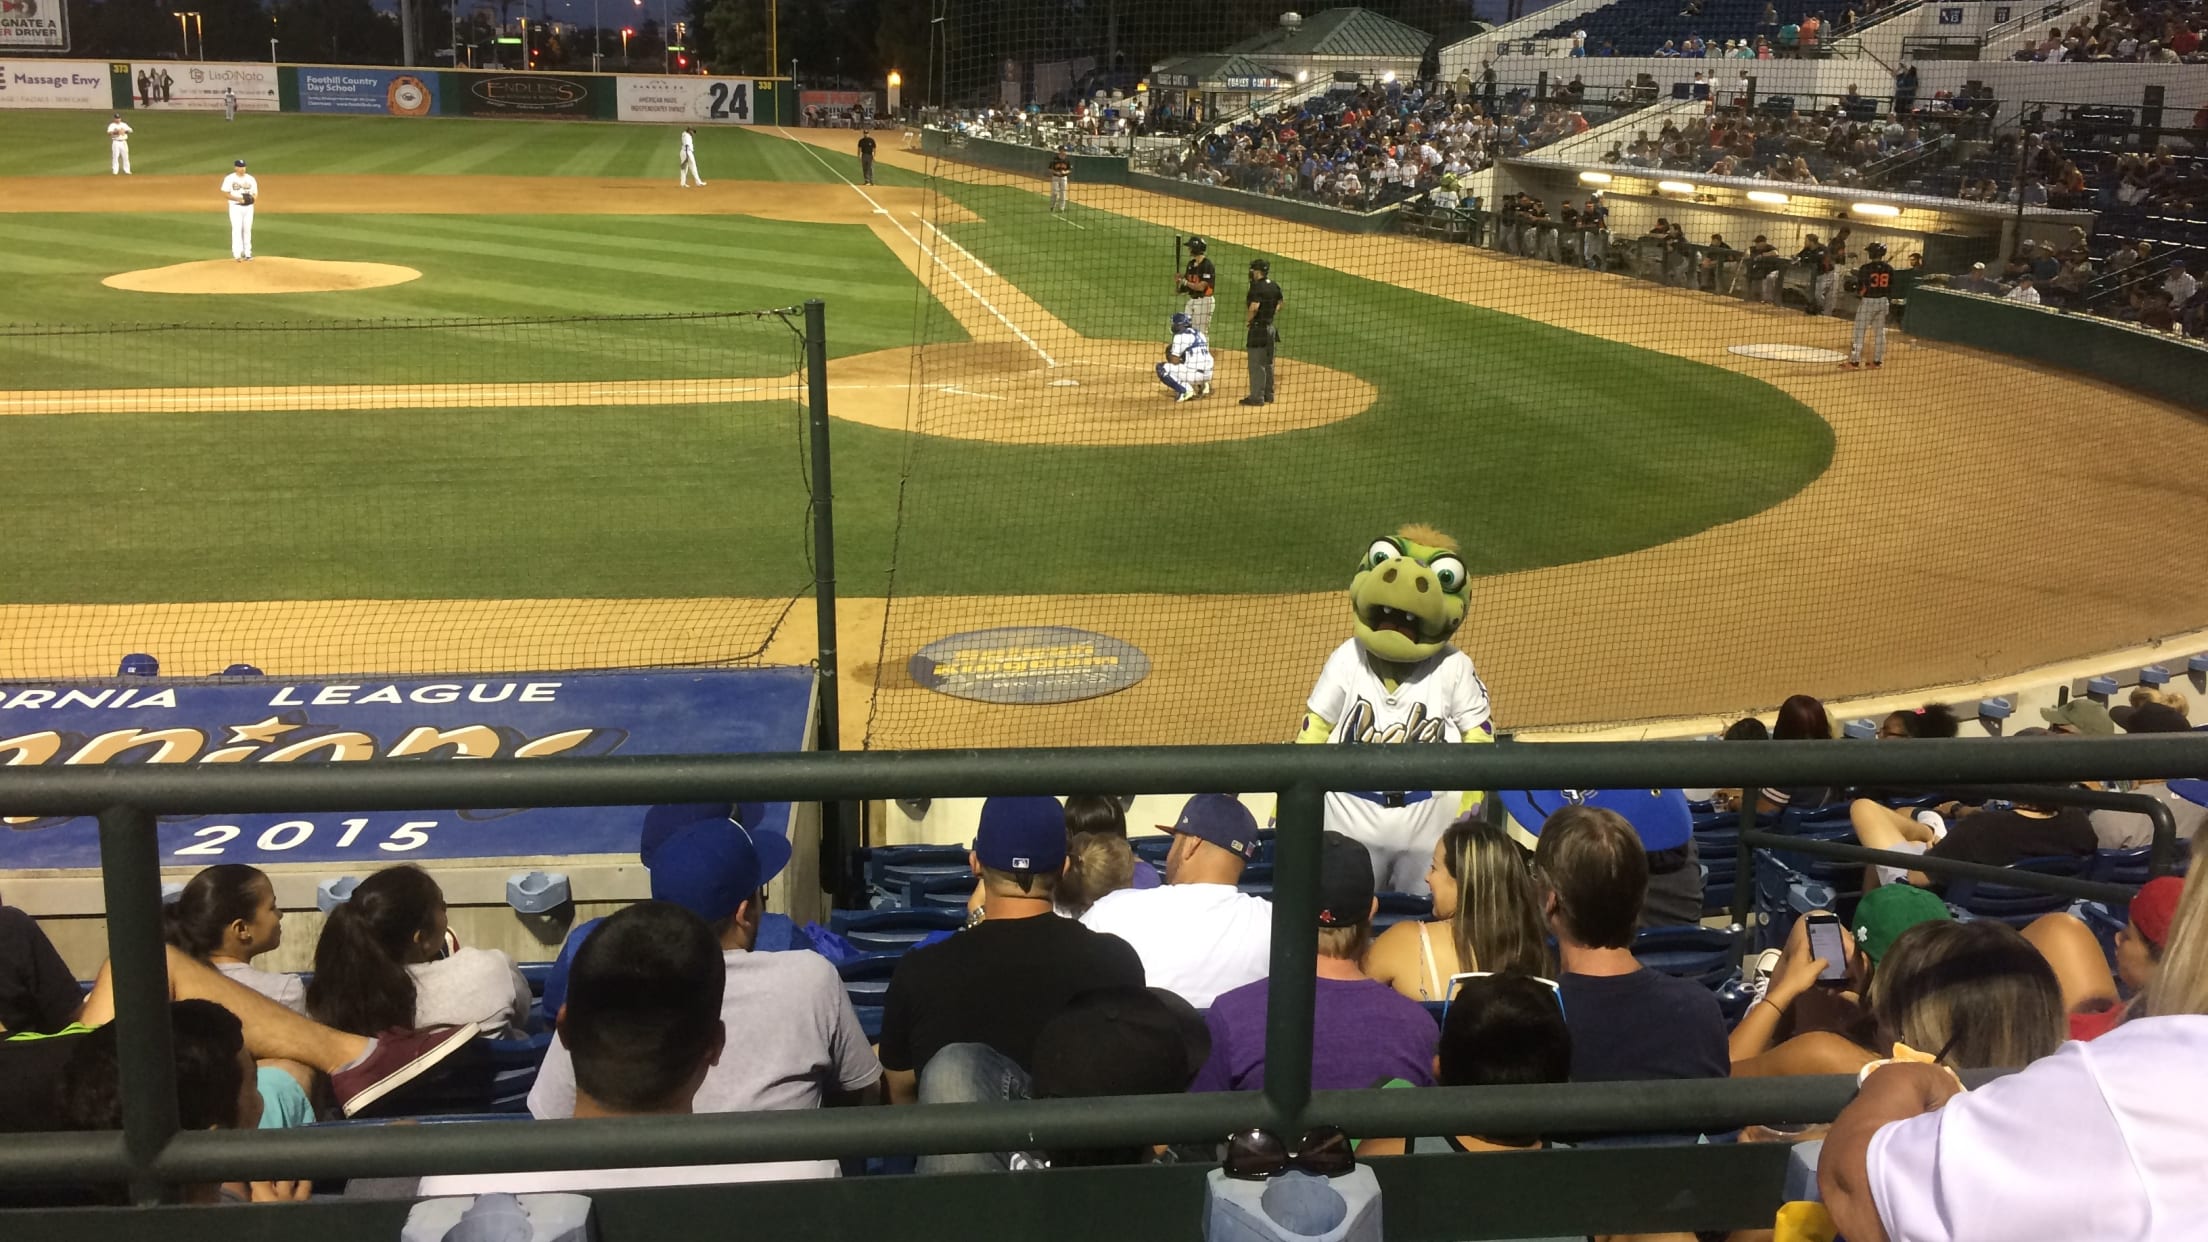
[1156,311,1214,402]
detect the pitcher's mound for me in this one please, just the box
[103,258,423,295]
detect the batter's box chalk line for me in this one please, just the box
[1049,379,1081,387]
[1728,343,1851,364]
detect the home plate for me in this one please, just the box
[1728,343,1850,364]
[1049,379,1080,387]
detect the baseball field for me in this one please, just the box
[4,109,2205,747]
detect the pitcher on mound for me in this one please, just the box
[1296,525,1492,895]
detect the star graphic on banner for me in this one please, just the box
[224,717,301,745]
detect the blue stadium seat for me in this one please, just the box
[837,953,901,1013]
[1944,855,2090,926]
[828,907,964,953]
[1631,925,1738,990]
[860,845,968,891]
[487,1030,554,1113]
[2093,848,2154,887]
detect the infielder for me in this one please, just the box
[1155,312,1213,402]
[678,127,706,187]
[1845,241,1894,369]
[1047,147,1071,212]
[1176,236,1217,336]
[223,87,238,122]
[220,159,257,261]
[106,114,133,175]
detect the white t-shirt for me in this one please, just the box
[1306,639,1492,747]
[216,959,306,1013]
[418,1155,835,1197]
[1866,1016,2208,1241]
[107,121,131,142]
[1168,329,1213,373]
[221,171,258,204]
[528,948,878,1124]
[2004,285,2041,304]
[1079,883,1273,1009]
[409,947,532,1039]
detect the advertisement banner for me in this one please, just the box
[616,74,758,123]
[299,66,436,115]
[127,61,278,111]
[0,57,104,107]
[458,71,598,119]
[0,667,814,869]
[0,0,68,51]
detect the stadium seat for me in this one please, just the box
[487,1030,555,1113]
[861,845,967,892]
[836,953,901,1014]
[1631,925,1739,990]
[1944,855,2090,926]
[828,907,964,953]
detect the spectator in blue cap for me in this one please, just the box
[1498,788,1703,928]
[878,795,1144,1173]
[1079,794,1274,1008]
[528,810,879,1144]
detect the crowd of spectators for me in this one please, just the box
[2009,0,2206,62]
[1167,77,1623,210]
[1597,92,1982,190]
[2,705,2202,1226]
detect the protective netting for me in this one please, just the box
[0,309,817,679]
[864,2,2208,749]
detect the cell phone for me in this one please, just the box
[1804,912,1848,985]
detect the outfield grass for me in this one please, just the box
[0,113,1836,602]
[0,110,922,185]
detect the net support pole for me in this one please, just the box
[1262,783,1324,1130]
[803,300,858,903]
[100,804,179,1207]
[1731,780,1755,937]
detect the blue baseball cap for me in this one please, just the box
[117,653,160,677]
[974,796,1067,874]
[1167,794,1258,862]
[638,804,789,922]
[1497,788,1693,853]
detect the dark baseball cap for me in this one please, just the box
[1317,830,1376,928]
[974,796,1067,874]
[2112,702,2192,734]
[641,811,791,924]
[1166,794,1258,861]
[1030,986,1212,1099]
[233,159,247,167]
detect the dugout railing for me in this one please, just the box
[1,734,2201,1239]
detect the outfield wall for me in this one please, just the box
[0,60,801,124]
[1907,286,2208,411]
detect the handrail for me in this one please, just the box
[4,734,2204,1202]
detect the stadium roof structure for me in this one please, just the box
[1224,7,1433,62]
[1151,54,1294,92]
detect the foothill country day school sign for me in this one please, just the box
[0,667,814,869]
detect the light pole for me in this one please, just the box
[660,0,669,73]
[621,25,632,62]
[592,0,602,71]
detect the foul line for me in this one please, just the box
[913,214,997,277]
[1051,212,1089,230]
[775,127,1057,369]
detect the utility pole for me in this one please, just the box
[401,0,417,67]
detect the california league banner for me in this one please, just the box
[616,74,758,123]
[0,667,815,869]
[128,61,278,111]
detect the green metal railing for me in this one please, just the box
[2,734,2202,1238]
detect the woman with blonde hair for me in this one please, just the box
[1366,818,1551,1001]
[1056,832,1136,917]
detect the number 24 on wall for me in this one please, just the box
[174,818,436,857]
[706,81,750,121]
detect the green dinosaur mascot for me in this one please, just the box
[1296,525,1493,895]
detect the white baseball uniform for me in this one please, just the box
[1305,639,1493,894]
[107,120,132,175]
[1156,327,1214,397]
[223,88,238,121]
[678,131,705,187]
[222,170,258,260]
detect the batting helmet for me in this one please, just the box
[1187,236,1207,254]
[1249,258,1270,275]
[1865,242,1887,259]
[1171,312,1194,333]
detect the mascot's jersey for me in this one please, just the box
[1306,639,1492,747]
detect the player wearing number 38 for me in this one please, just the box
[305,865,534,1040]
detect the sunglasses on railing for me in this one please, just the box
[1443,971,1567,1023]
[1221,1125,1356,1181]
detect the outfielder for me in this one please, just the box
[1845,241,1894,369]
[1047,147,1071,212]
[1155,312,1214,402]
[106,114,133,175]
[1176,236,1217,336]
[223,86,238,122]
[678,128,706,187]
[220,159,257,261]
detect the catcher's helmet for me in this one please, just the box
[1865,242,1887,259]
[1248,258,1271,275]
[1187,236,1208,254]
[1171,312,1194,333]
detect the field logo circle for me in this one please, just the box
[910,625,1150,705]
[388,74,432,116]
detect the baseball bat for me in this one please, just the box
[1174,234,1183,295]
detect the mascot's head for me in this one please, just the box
[1349,525,1469,664]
